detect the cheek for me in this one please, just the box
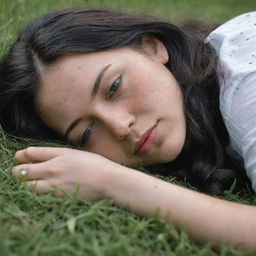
[90,139,125,163]
[130,72,162,103]
[134,62,172,96]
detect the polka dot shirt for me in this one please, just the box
[205,11,256,192]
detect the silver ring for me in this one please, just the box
[20,169,28,176]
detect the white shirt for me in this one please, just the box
[205,11,256,192]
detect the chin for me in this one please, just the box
[160,139,186,162]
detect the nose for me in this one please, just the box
[96,108,135,140]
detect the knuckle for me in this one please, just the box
[14,151,19,159]
[25,147,36,158]
[49,165,62,176]
[14,149,25,162]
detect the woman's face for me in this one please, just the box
[36,37,186,168]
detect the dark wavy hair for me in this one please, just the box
[0,7,249,195]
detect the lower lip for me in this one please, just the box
[136,125,157,155]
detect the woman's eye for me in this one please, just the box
[79,77,121,147]
[109,77,121,98]
[80,123,93,147]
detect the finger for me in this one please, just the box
[26,180,63,197]
[15,146,71,163]
[26,180,55,194]
[12,162,50,181]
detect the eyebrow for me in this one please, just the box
[64,64,112,141]
[91,64,112,98]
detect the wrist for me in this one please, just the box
[102,164,173,217]
[101,163,134,199]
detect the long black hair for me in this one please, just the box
[0,7,249,195]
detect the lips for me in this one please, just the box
[134,123,157,155]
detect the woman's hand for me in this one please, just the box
[12,146,122,201]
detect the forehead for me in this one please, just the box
[37,48,125,98]
[35,53,99,133]
[40,54,94,98]
[35,48,131,133]
[36,48,133,107]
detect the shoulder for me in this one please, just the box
[205,11,256,49]
[222,73,256,192]
[204,11,256,125]
[205,11,256,73]
[205,11,256,70]
[205,12,256,191]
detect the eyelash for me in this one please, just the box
[79,76,122,147]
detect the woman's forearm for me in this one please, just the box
[103,165,256,250]
[12,146,256,250]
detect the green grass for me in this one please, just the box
[1,0,256,255]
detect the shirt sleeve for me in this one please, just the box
[205,11,256,192]
[227,74,256,192]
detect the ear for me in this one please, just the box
[141,35,169,64]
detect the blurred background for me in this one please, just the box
[0,0,256,57]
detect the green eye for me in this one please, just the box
[109,77,121,98]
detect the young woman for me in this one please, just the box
[1,7,256,250]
